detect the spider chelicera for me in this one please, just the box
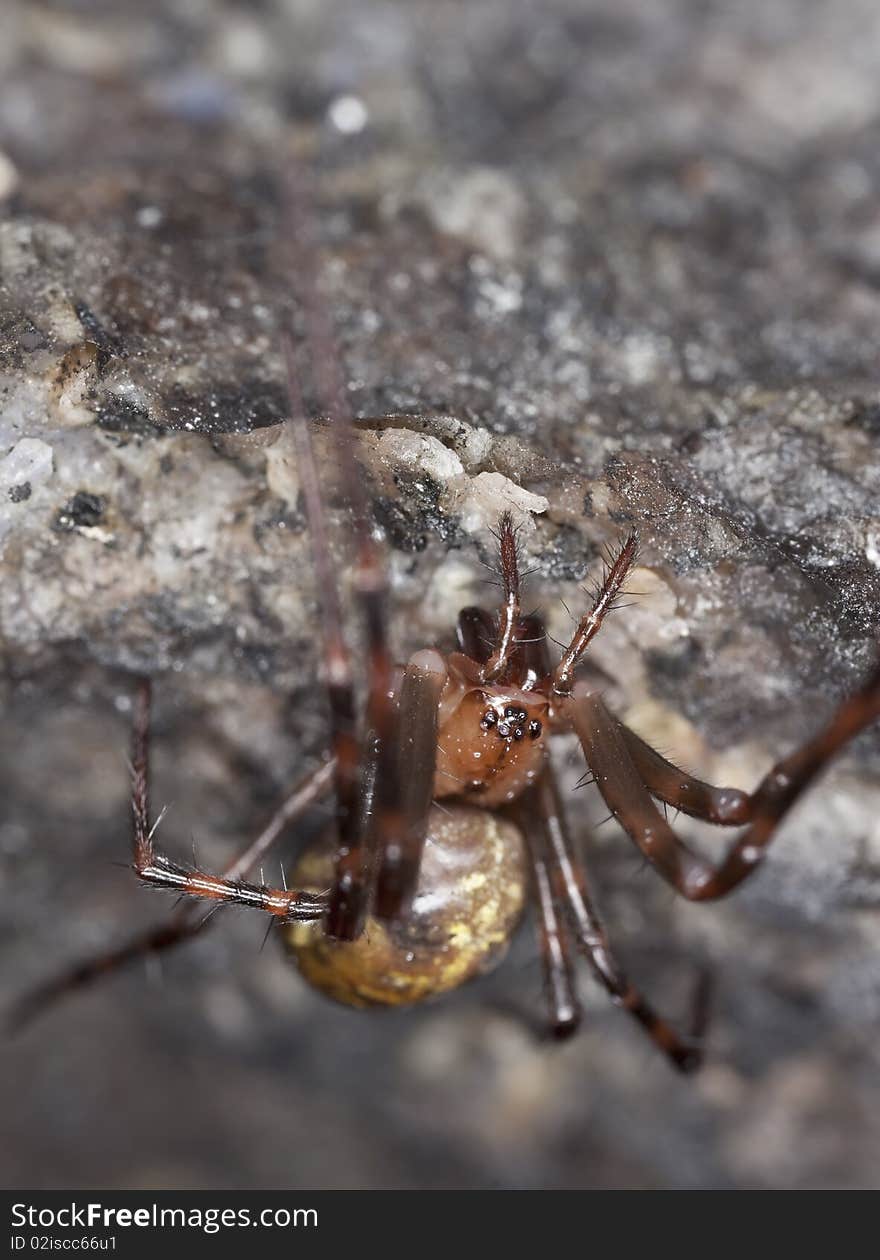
[12,167,880,1073]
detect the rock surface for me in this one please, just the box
[2,0,879,1190]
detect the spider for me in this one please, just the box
[11,165,880,1073]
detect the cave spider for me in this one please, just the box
[12,166,880,1073]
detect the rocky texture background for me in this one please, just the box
[2,0,880,1190]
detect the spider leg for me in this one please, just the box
[8,916,204,1034]
[482,512,522,683]
[282,334,365,940]
[282,160,404,941]
[535,768,705,1072]
[131,680,328,919]
[566,660,880,900]
[617,723,751,824]
[552,532,638,696]
[375,650,447,920]
[515,786,581,1039]
[7,705,337,1032]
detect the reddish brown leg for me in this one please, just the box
[282,161,403,941]
[7,750,336,1030]
[131,680,328,919]
[482,512,522,683]
[283,336,362,937]
[340,509,404,936]
[515,787,581,1038]
[375,650,447,920]
[536,769,707,1072]
[617,723,751,824]
[552,533,638,696]
[567,660,880,900]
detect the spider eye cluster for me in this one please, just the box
[480,705,542,741]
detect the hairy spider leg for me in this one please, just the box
[567,660,880,900]
[7,693,338,1033]
[377,651,447,920]
[282,332,368,939]
[130,679,329,919]
[282,158,444,933]
[552,532,638,696]
[459,521,551,690]
[7,755,337,1031]
[515,784,581,1038]
[481,512,523,683]
[281,155,384,940]
[616,724,751,825]
[534,768,707,1073]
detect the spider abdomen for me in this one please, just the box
[284,804,526,1008]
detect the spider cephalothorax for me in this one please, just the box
[433,663,550,806]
